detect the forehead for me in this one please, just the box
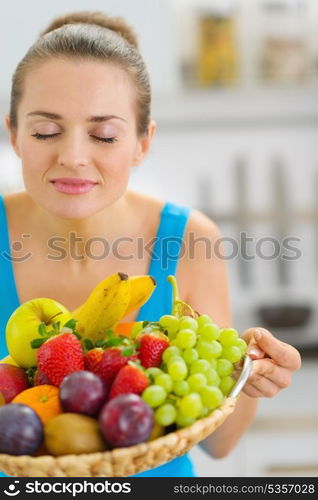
[19,58,135,119]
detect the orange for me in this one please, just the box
[12,384,62,424]
[115,321,136,338]
[0,392,5,406]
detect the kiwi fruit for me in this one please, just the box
[44,413,107,456]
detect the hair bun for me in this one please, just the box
[39,10,139,49]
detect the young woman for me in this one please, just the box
[0,11,301,477]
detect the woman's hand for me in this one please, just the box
[239,327,301,398]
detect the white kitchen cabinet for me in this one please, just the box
[129,88,318,321]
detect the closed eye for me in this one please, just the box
[31,133,117,144]
[90,136,117,144]
[31,133,61,140]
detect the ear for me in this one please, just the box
[5,113,20,157]
[132,120,157,166]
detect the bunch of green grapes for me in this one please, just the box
[141,314,247,428]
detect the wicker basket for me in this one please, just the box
[0,397,235,477]
[0,357,252,477]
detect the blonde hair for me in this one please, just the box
[9,11,151,135]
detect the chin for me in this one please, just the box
[49,200,103,220]
[26,182,127,220]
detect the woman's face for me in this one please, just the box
[7,58,154,219]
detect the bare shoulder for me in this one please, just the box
[181,208,223,267]
[185,208,222,241]
[2,191,34,226]
[129,195,222,243]
[181,208,223,269]
[178,208,232,326]
[127,189,165,213]
[126,189,165,236]
[4,190,35,208]
[3,190,28,207]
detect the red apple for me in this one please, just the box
[0,364,30,402]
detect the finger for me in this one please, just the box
[253,328,301,371]
[242,384,264,398]
[242,379,278,398]
[241,328,266,360]
[245,377,279,398]
[251,358,292,389]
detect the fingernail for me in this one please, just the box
[248,347,261,358]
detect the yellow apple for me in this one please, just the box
[0,355,19,366]
[6,298,72,368]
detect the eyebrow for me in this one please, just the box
[26,111,127,123]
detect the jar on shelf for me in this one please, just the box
[259,0,309,84]
[195,1,238,87]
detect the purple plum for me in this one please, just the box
[99,393,154,447]
[60,370,107,416]
[0,403,43,455]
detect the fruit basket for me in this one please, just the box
[0,356,251,477]
[0,273,253,477]
[0,399,235,477]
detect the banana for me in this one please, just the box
[121,275,156,319]
[71,272,131,342]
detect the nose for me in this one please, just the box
[57,131,90,168]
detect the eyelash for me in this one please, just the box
[31,133,117,144]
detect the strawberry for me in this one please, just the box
[84,348,104,376]
[37,333,84,387]
[109,362,149,399]
[137,332,169,368]
[98,347,138,386]
[34,368,52,386]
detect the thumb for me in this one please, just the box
[241,327,266,360]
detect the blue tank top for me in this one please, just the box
[0,195,195,478]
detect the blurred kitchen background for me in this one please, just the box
[0,0,317,477]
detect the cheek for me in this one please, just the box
[100,147,134,181]
[21,154,42,188]
[20,139,51,174]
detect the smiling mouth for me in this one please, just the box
[50,178,98,185]
[50,178,98,194]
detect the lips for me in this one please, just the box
[50,178,98,195]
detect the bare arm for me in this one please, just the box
[181,210,300,458]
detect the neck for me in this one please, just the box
[26,191,132,265]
